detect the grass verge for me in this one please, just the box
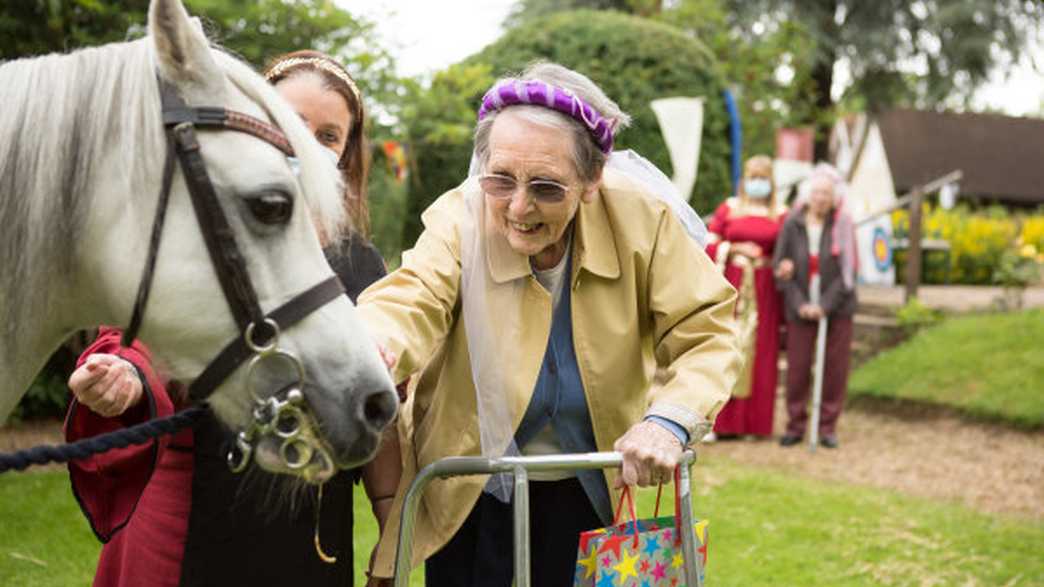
[849,308,1044,429]
[3,456,1042,586]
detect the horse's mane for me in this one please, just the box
[0,37,347,342]
[0,39,159,341]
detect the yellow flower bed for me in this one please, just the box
[891,206,1040,284]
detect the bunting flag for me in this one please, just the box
[381,139,408,183]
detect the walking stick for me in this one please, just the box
[808,274,828,452]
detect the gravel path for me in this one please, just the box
[701,396,1044,521]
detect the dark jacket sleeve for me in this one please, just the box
[64,327,177,542]
[774,219,809,316]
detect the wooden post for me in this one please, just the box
[905,187,924,303]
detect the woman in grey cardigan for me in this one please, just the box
[773,165,857,448]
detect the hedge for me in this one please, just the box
[400,10,731,246]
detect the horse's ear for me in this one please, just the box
[149,0,221,90]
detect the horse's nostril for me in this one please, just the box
[361,388,397,430]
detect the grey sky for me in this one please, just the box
[347,0,1042,117]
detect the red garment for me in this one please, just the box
[705,201,785,437]
[64,328,193,587]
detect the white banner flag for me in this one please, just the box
[651,97,704,203]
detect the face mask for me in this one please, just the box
[745,178,772,199]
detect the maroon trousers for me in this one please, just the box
[784,316,853,438]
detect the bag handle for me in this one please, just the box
[651,466,685,546]
[612,485,641,549]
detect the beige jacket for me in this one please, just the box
[357,167,740,577]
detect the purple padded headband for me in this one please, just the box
[477,79,616,154]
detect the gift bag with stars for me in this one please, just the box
[574,471,708,587]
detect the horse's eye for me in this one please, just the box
[246,192,293,225]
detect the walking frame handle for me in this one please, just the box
[393,450,703,587]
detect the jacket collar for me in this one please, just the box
[485,178,621,284]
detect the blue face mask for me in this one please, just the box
[744,178,772,199]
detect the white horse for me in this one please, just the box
[0,0,397,480]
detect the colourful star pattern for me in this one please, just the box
[597,533,630,560]
[580,529,606,554]
[651,561,667,582]
[642,536,660,558]
[574,519,710,586]
[577,546,600,580]
[613,548,640,583]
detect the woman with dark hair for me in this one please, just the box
[64,50,397,587]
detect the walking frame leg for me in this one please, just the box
[393,451,700,587]
[513,466,531,587]
[678,461,704,587]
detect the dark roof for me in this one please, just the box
[876,109,1044,206]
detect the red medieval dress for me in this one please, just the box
[705,199,785,437]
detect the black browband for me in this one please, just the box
[122,78,345,402]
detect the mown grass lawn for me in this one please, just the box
[850,308,1044,429]
[2,456,1041,586]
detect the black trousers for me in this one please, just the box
[425,478,603,587]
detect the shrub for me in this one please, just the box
[400,10,731,246]
[1020,214,1044,253]
[895,297,943,335]
[891,205,1026,285]
[11,370,70,422]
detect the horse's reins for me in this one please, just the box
[1,80,347,484]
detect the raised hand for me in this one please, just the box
[67,354,143,418]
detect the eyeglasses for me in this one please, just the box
[478,174,569,204]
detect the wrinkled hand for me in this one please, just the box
[799,303,824,321]
[67,354,143,418]
[775,258,795,281]
[613,420,683,488]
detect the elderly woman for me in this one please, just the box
[772,164,857,448]
[359,62,739,587]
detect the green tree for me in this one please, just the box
[1,1,384,85]
[400,10,732,246]
[657,0,818,163]
[506,0,648,28]
[718,0,1043,158]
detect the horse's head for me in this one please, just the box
[79,0,397,481]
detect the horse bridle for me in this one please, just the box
[120,78,346,477]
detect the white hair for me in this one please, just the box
[474,62,631,183]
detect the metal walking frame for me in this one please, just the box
[393,450,703,587]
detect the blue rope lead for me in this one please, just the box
[0,405,206,473]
